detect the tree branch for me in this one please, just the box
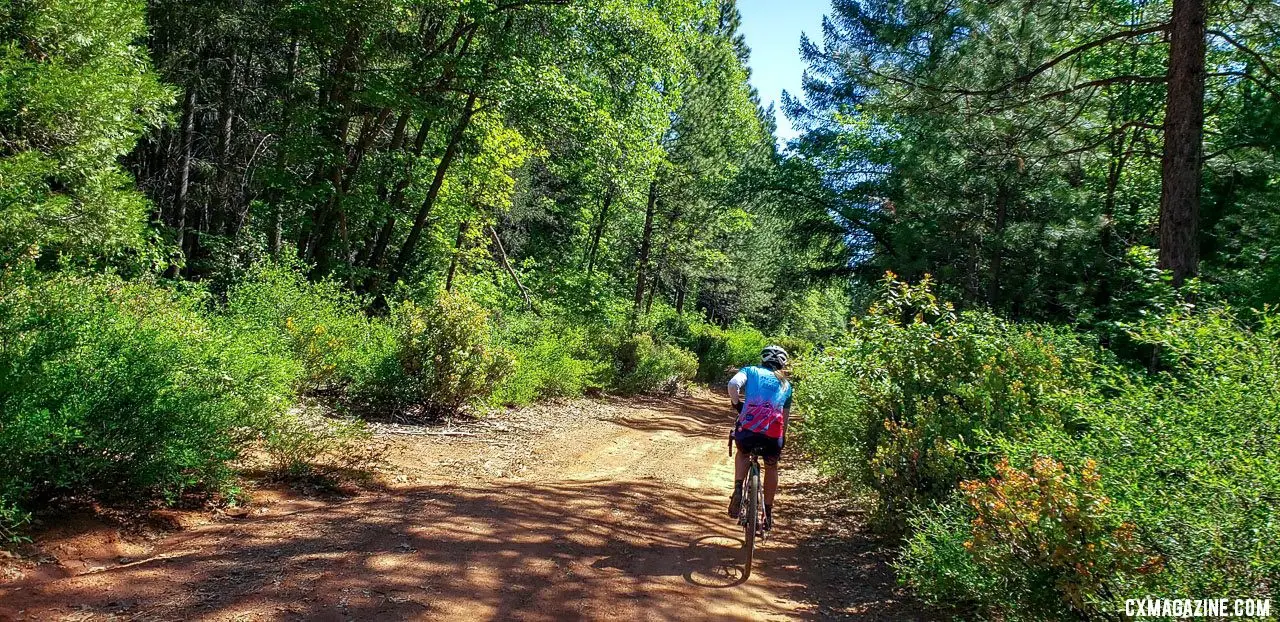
[759,183,896,255]
[1006,24,1169,90]
[1035,120,1162,158]
[1208,29,1280,86]
[990,75,1168,110]
[1211,70,1280,100]
[1205,141,1275,160]
[866,25,1168,99]
[486,224,537,314]
[494,0,571,11]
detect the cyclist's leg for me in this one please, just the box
[734,445,750,481]
[762,442,782,530]
[760,433,783,504]
[763,459,779,505]
[729,436,750,517]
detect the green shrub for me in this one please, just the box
[663,313,811,383]
[222,261,396,392]
[262,408,384,481]
[0,500,28,545]
[796,273,1097,529]
[900,457,1153,619]
[612,332,698,395]
[1006,310,1277,606]
[770,334,815,360]
[375,290,513,415]
[491,313,606,406]
[684,322,768,382]
[0,272,297,536]
[804,274,1280,618]
[897,500,997,612]
[774,286,853,346]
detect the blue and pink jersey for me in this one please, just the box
[729,365,793,439]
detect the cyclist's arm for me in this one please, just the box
[727,370,748,411]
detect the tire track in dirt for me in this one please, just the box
[1,391,936,621]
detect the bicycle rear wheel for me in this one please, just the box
[742,461,760,578]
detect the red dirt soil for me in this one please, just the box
[1,391,936,621]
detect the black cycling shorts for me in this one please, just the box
[734,429,783,465]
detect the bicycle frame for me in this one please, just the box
[730,414,772,579]
[732,442,769,579]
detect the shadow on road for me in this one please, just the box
[6,479,797,620]
[602,392,738,441]
[3,391,942,621]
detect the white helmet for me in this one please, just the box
[761,345,789,370]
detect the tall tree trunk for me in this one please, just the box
[370,12,497,291]
[584,187,612,276]
[445,220,470,292]
[315,107,392,276]
[1095,125,1138,312]
[634,180,658,309]
[987,184,1009,307]
[213,50,238,236]
[353,111,411,270]
[363,216,396,269]
[366,110,414,220]
[306,117,351,271]
[382,12,508,288]
[675,275,688,315]
[1158,0,1207,287]
[269,39,301,257]
[343,107,392,195]
[167,85,197,277]
[360,116,435,293]
[645,274,658,314]
[387,91,478,286]
[172,86,197,243]
[382,112,412,168]
[304,26,361,268]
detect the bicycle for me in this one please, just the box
[729,431,770,579]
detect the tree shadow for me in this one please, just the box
[3,390,944,621]
[3,479,805,620]
[601,392,738,441]
[766,480,948,621]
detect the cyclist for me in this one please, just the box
[727,345,792,532]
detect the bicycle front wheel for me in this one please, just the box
[742,462,760,578]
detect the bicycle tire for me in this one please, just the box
[743,460,759,578]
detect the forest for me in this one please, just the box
[1,0,1277,618]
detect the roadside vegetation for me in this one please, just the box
[798,275,1279,619]
[0,254,811,542]
[0,0,839,542]
[783,0,1280,615]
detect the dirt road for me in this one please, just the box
[1,391,932,621]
